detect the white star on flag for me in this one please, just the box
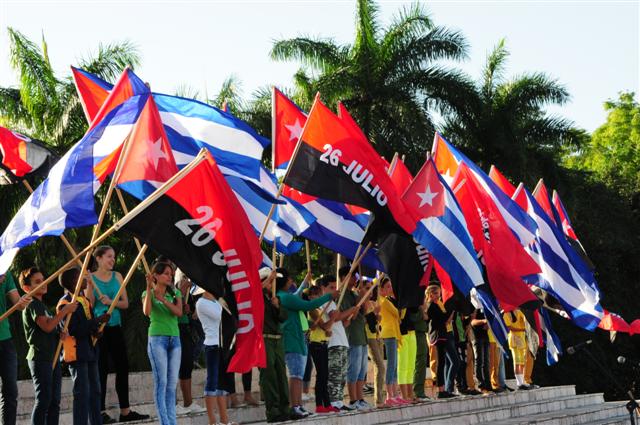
[147,137,168,170]
[417,184,438,207]
[284,119,303,142]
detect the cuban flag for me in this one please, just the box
[72,68,269,181]
[539,308,562,365]
[226,166,316,255]
[432,133,537,247]
[272,89,383,268]
[513,184,603,330]
[0,94,150,273]
[403,158,484,296]
[552,189,581,243]
[71,66,115,122]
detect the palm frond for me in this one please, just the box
[381,2,434,52]
[481,38,509,99]
[0,86,33,131]
[384,26,469,79]
[78,40,141,82]
[211,75,245,113]
[270,37,347,71]
[174,84,201,101]
[499,72,570,114]
[7,27,61,135]
[353,0,381,54]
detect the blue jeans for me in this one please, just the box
[284,352,307,380]
[382,338,398,384]
[347,344,368,383]
[444,333,460,393]
[203,345,221,396]
[0,339,17,425]
[499,351,506,387]
[148,336,181,425]
[28,360,62,425]
[69,360,101,425]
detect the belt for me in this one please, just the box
[264,334,282,340]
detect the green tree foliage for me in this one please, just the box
[271,0,471,170]
[567,92,640,201]
[442,39,584,183]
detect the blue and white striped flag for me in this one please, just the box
[403,158,484,295]
[0,95,150,273]
[515,185,603,330]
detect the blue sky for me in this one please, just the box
[0,0,638,133]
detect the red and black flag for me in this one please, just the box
[121,151,265,372]
[282,95,416,236]
[0,127,56,185]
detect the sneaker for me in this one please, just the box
[518,384,531,390]
[315,406,329,415]
[465,389,482,395]
[362,384,374,394]
[436,391,455,399]
[327,405,340,413]
[299,405,315,417]
[340,402,357,412]
[527,383,540,389]
[504,386,515,392]
[176,404,191,415]
[301,392,313,402]
[393,396,411,405]
[187,402,207,414]
[414,396,430,403]
[491,387,505,393]
[101,413,117,424]
[355,399,372,411]
[291,405,309,419]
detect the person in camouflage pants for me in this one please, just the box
[328,346,349,403]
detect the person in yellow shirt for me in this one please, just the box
[362,278,386,408]
[378,277,406,406]
[504,309,529,389]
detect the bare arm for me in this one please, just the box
[142,277,153,317]
[35,303,78,333]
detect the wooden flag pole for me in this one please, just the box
[313,242,371,327]
[0,226,117,323]
[52,132,136,367]
[258,93,321,244]
[0,149,210,324]
[51,147,208,367]
[336,253,341,289]
[20,180,104,298]
[93,244,148,344]
[115,188,151,274]
[346,273,384,321]
[305,240,311,274]
[271,238,278,298]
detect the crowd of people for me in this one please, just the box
[0,245,542,425]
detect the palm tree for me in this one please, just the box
[270,0,471,170]
[0,28,140,152]
[442,39,583,181]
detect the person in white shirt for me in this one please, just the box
[317,276,357,412]
[195,288,232,425]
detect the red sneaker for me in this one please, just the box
[327,406,340,413]
[316,406,330,414]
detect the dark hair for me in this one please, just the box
[275,267,290,291]
[59,267,81,292]
[316,274,336,288]
[94,245,113,258]
[380,277,391,288]
[19,267,41,287]
[308,285,323,297]
[338,266,351,279]
[151,262,176,298]
[152,255,175,271]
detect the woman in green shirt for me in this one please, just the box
[142,261,183,425]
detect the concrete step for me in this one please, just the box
[16,368,261,416]
[391,393,605,425]
[475,401,628,425]
[239,386,579,425]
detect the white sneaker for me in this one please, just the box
[355,399,372,411]
[188,402,207,414]
[175,404,191,415]
[331,401,343,409]
[302,393,313,401]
